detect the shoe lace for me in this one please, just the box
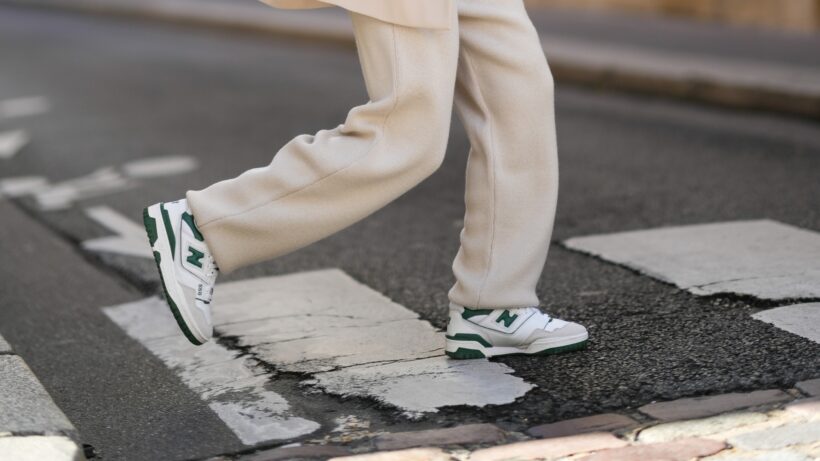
[203,253,218,279]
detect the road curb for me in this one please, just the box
[3,0,820,119]
[0,334,86,461]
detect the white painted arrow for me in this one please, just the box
[82,206,152,259]
[0,176,48,198]
[33,167,134,211]
[0,130,29,159]
[0,156,197,209]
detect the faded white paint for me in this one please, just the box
[0,96,49,119]
[0,436,82,461]
[2,156,195,209]
[212,269,535,415]
[0,176,48,198]
[34,167,134,211]
[752,303,820,344]
[103,297,320,445]
[564,220,820,300]
[122,156,198,178]
[0,130,29,159]
[82,206,153,259]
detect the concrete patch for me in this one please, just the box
[82,206,152,259]
[0,356,76,436]
[211,269,534,416]
[0,436,83,461]
[0,129,29,159]
[752,303,820,344]
[564,220,820,300]
[0,96,50,119]
[103,297,320,445]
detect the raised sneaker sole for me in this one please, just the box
[143,204,208,346]
[444,332,588,359]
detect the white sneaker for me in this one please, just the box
[445,303,588,359]
[143,199,218,345]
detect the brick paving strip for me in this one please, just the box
[223,382,820,460]
[0,333,86,461]
[2,0,819,119]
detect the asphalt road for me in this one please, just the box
[1,5,818,460]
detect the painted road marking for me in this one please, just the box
[104,297,320,445]
[0,96,49,119]
[121,156,198,178]
[0,130,29,159]
[0,156,198,209]
[0,176,48,198]
[34,167,134,211]
[564,220,820,301]
[82,206,153,259]
[752,303,820,344]
[105,269,534,428]
[212,269,534,416]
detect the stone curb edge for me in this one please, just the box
[217,379,820,460]
[0,334,87,460]
[3,0,820,120]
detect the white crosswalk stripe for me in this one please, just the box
[104,297,321,445]
[564,220,820,301]
[211,269,533,416]
[752,303,820,344]
[103,269,534,441]
[566,220,820,344]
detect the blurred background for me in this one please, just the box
[527,0,820,32]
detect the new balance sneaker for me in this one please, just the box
[143,199,218,345]
[445,303,588,359]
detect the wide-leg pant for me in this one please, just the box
[187,0,558,309]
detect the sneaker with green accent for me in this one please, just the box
[143,199,218,345]
[445,303,588,359]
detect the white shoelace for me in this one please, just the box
[202,254,218,281]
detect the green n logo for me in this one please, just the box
[186,246,205,268]
[496,310,518,328]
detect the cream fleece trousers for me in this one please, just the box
[187,0,558,309]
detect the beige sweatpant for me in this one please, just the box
[187,0,558,309]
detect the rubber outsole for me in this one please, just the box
[143,207,204,346]
[445,339,588,360]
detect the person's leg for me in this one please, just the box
[444,0,587,359]
[146,11,459,345]
[186,11,460,273]
[449,0,558,310]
